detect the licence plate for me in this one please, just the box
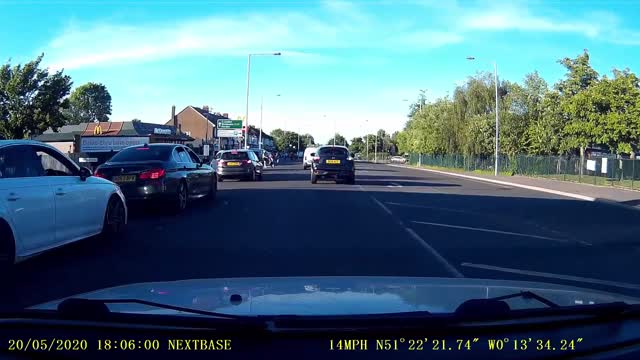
[112,175,136,183]
[326,159,341,164]
[227,162,241,166]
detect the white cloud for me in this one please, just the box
[44,4,461,71]
[460,8,600,37]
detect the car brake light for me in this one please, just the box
[242,159,251,164]
[139,168,166,180]
[313,156,320,163]
[218,160,225,166]
[94,170,106,178]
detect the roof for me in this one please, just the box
[0,139,61,149]
[34,121,194,142]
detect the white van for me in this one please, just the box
[303,147,318,170]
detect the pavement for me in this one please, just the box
[389,163,640,210]
[4,159,640,310]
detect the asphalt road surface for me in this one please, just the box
[4,159,640,310]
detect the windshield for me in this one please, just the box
[108,146,172,162]
[318,147,349,157]
[2,0,640,323]
[220,151,249,160]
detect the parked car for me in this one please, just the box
[310,145,356,184]
[95,143,217,212]
[390,156,408,164]
[0,140,127,268]
[215,150,263,181]
[303,147,318,170]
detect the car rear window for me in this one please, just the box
[221,151,250,160]
[318,147,349,157]
[109,146,172,162]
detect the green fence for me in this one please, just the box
[406,153,640,190]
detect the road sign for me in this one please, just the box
[217,119,243,130]
[217,129,242,138]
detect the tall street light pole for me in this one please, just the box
[467,56,499,176]
[259,94,280,150]
[245,52,281,149]
[365,120,369,161]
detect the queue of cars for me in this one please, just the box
[0,141,278,268]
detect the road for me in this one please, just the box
[4,159,640,310]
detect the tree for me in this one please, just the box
[0,54,72,139]
[64,82,112,124]
[327,133,348,147]
[349,137,365,154]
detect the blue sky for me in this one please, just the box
[1,0,640,143]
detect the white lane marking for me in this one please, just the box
[387,164,595,202]
[370,195,393,216]
[369,196,464,278]
[387,182,403,188]
[412,221,567,243]
[387,201,478,215]
[461,262,640,290]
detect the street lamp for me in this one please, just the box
[365,120,369,161]
[245,52,281,149]
[259,94,280,150]
[467,56,499,176]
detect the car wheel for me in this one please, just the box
[218,175,224,182]
[311,172,318,184]
[348,175,356,185]
[257,173,263,181]
[251,170,257,181]
[0,221,15,271]
[174,181,188,212]
[102,196,126,239]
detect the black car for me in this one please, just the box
[215,150,263,181]
[310,145,356,184]
[95,144,217,212]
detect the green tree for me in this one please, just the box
[64,82,112,124]
[0,54,72,139]
[327,133,348,147]
[349,137,365,154]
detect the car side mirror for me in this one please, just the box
[310,153,316,157]
[79,166,92,181]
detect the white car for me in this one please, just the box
[390,156,408,164]
[0,140,127,268]
[303,147,317,170]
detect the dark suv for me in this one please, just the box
[310,145,355,184]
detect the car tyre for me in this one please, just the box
[217,175,224,182]
[251,170,257,181]
[173,181,188,212]
[311,172,318,184]
[348,175,356,185]
[0,221,15,272]
[101,196,126,240]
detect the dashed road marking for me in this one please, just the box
[412,220,568,243]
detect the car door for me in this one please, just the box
[0,145,56,254]
[187,148,211,195]
[32,145,105,244]
[175,147,199,196]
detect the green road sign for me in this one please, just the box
[218,119,243,129]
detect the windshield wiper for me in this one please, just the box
[489,290,559,308]
[56,298,248,320]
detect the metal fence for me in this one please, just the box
[407,153,640,190]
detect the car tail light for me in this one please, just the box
[313,156,320,163]
[94,170,106,178]
[218,160,225,167]
[139,168,166,180]
[242,159,251,164]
